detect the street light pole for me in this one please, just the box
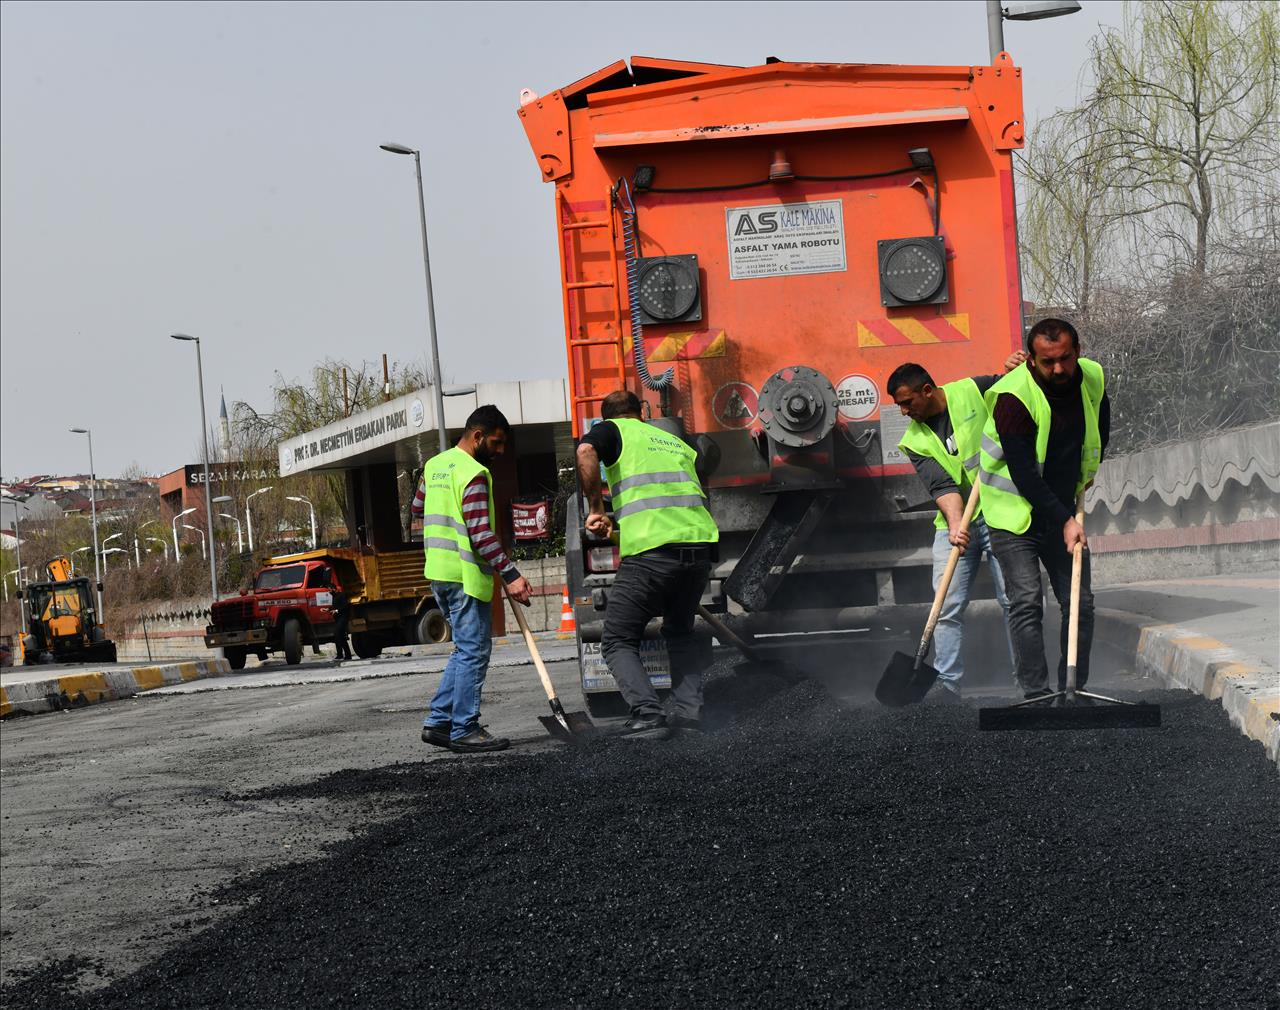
[171,334,219,602]
[172,506,197,559]
[218,513,244,554]
[987,0,1005,61]
[244,486,273,554]
[986,1,1083,62]
[286,496,317,550]
[380,142,449,455]
[69,428,104,615]
[184,524,207,561]
[145,537,169,561]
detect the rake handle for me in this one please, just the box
[915,475,983,668]
[504,584,560,706]
[1065,497,1086,693]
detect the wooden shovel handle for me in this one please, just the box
[1066,497,1086,682]
[503,585,560,705]
[915,475,983,666]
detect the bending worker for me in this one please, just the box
[420,405,532,752]
[576,390,719,737]
[979,318,1110,700]
[887,351,1025,698]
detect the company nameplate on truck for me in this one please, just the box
[726,200,846,280]
[579,639,672,692]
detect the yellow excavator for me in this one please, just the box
[18,556,117,665]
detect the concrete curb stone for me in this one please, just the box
[1095,607,1279,766]
[0,659,231,718]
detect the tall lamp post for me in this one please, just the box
[986,1,1081,61]
[216,510,245,554]
[68,428,104,616]
[102,547,128,572]
[983,0,1081,335]
[172,506,197,559]
[72,542,93,576]
[244,486,273,553]
[286,495,317,550]
[183,524,207,561]
[380,141,449,455]
[102,531,123,572]
[145,537,169,561]
[170,334,219,602]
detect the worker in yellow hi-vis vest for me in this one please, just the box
[576,389,719,738]
[420,405,532,754]
[979,318,1110,701]
[887,349,1025,699]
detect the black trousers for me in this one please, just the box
[989,520,1094,692]
[333,609,352,660]
[601,549,711,719]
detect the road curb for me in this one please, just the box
[1096,607,1279,765]
[0,659,232,718]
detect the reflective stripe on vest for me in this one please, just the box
[896,377,989,530]
[421,446,496,601]
[978,358,1105,535]
[603,418,719,558]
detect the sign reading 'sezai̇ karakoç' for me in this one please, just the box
[725,200,847,280]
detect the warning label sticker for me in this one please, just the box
[879,406,911,465]
[711,381,758,430]
[725,200,847,280]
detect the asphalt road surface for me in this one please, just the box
[1,639,1276,1009]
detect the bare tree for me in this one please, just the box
[1019,104,1122,313]
[1082,0,1279,276]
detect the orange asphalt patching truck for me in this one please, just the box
[519,54,1026,713]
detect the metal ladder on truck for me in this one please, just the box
[554,188,627,436]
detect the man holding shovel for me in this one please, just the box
[420,405,533,753]
[576,390,719,737]
[887,352,1024,699]
[978,318,1110,700]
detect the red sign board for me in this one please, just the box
[512,500,551,540]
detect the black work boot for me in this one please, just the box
[449,727,510,753]
[621,712,667,738]
[421,724,452,749]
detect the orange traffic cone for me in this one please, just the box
[558,590,576,633]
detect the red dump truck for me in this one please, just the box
[519,54,1027,712]
[204,547,448,668]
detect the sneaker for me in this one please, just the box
[449,728,510,753]
[622,713,667,737]
[421,724,452,749]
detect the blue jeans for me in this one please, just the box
[426,581,493,740]
[930,518,1013,690]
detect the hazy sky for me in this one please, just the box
[0,0,1123,478]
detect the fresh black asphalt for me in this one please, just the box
[3,671,1277,1010]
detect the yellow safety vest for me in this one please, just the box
[978,359,1105,535]
[422,446,495,602]
[604,418,719,558]
[897,377,988,530]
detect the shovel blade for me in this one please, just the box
[539,699,598,742]
[876,651,940,708]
